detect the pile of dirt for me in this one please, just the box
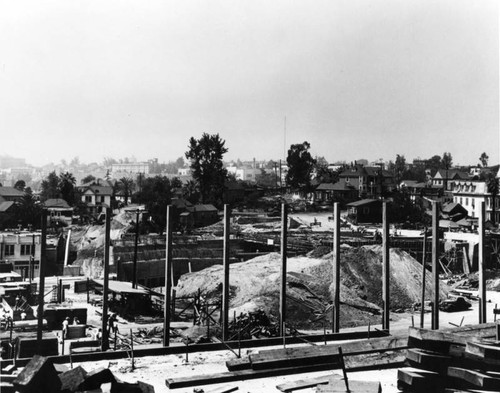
[175,246,447,329]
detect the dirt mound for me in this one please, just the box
[176,246,443,329]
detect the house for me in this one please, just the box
[338,165,395,198]
[80,184,113,218]
[0,231,41,279]
[315,181,358,205]
[43,198,74,227]
[347,199,383,224]
[179,204,219,230]
[0,187,25,203]
[431,169,470,190]
[440,202,468,222]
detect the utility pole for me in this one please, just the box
[132,209,140,288]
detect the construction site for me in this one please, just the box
[1,201,500,393]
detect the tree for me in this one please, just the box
[81,175,96,184]
[486,172,499,225]
[441,152,453,170]
[119,177,135,205]
[14,180,26,191]
[40,171,60,201]
[256,169,278,188]
[479,152,489,167]
[13,188,42,229]
[59,172,76,205]
[182,180,200,204]
[185,133,228,207]
[394,154,406,184]
[134,176,173,234]
[427,155,442,175]
[285,141,316,193]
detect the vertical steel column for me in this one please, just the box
[222,205,231,341]
[332,202,341,333]
[479,200,486,323]
[431,201,439,330]
[163,206,173,346]
[101,208,111,350]
[279,203,288,336]
[36,210,48,351]
[382,202,390,332]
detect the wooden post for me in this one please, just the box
[382,201,390,332]
[431,201,439,330]
[420,229,428,328]
[332,202,341,333]
[101,207,111,351]
[163,205,173,347]
[222,204,231,341]
[479,200,486,323]
[279,203,288,336]
[132,209,140,288]
[36,209,47,352]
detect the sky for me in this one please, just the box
[0,0,499,167]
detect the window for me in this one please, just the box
[85,195,92,203]
[465,198,468,206]
[460,197,463,205]
[4,244,15,256]
[21,245,33,256]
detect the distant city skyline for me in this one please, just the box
[1,0,499,168]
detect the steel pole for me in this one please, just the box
[279,203,288,336]
[163,206,173,346]
[222,205,231,341]
[332,202,341,333]
[382,201,390,332]
[101,207,111,350]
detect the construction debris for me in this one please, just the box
[3,355,155,393]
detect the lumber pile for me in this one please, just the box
[397,324,500,392]
[166,335,407,389]
[1,355,154,393]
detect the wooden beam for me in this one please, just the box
[333,202,340,333]
[222,204,231,341]
[163,205,173,347]
[448,367,500,390]
[276,375,338,392]
[420,228,428,328]
[279,203,288,336]
[382,201,389,332]
[479,200,486,323]
[432,201,440,330]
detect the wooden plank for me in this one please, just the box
[406,348,452,373]
[276,375,338,392]
[397,367,442,391]
[249,336,407,369]
[166,362,340,389]
[316,379,381,393]
[409,325,498,344]
[226,357,251,371]
[448,367,500,390]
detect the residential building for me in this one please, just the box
[0,187,25,203]
[314,181,358,205]
[431,169,470,190]
[449,179,500,222]
[43,198,74,227]
[79,184,113,218]
[338,165,395,198]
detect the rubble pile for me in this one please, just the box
[2,355,154,393]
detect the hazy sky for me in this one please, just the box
[1,0,499,167]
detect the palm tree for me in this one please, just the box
[119,177,135,205]
[486,172,499,225]
[59,172,77,205]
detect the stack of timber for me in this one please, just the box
[165,335,407,389]
[397,323,500,392]
[1,355,154,393]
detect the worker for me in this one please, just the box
[62,317,70,339]
[72,317,80,325]
[108,313,117,335]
